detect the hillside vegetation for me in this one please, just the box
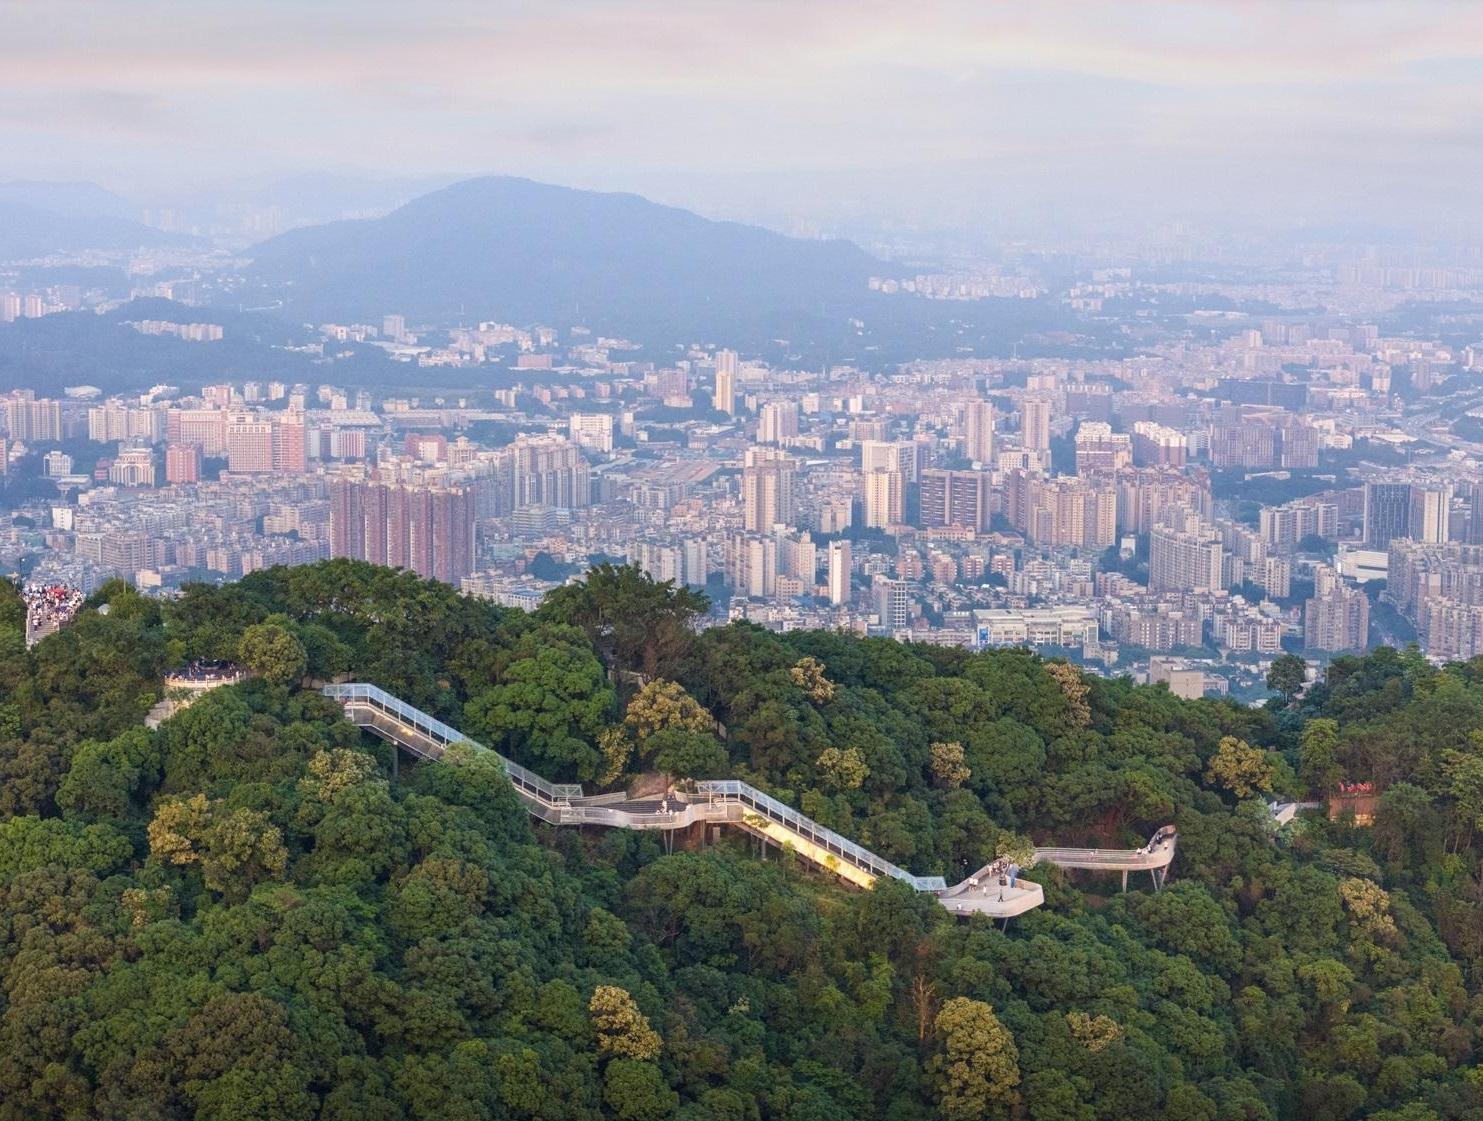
[1,560,1481,1121]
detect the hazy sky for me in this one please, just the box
[4,0,1483,232]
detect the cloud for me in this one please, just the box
[0,0,1480,225]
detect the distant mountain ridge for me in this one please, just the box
[0,180,134,220]
[245,176,889,342]
[0,197,197,260]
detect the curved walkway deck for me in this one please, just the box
[324,683,1175,918]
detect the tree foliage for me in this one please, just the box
[0,565,1478,1121]
[931,997,1020,1120]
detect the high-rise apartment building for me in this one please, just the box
[3,392,62,442]
[728,533,778,599]
[1305,581,1370,653]
[863,468,905,529]
[272,410,307,475]
[568,413,615,452]
[757,401,799,444]
[165,443,202,484]
[1150,522,1226,592]
[1468,481,1483,544]
[1408,483,1450,544]
[88,402,165,443]
[1021,396,1053,451]
[1074,422,1132,474]
[509,436,591,509]
[1364,482,1412,548]
[226,418,274,473]
[1005,472,1116,548]
[167,408,228,456]
[1131,422,1187,467]
[1115,470,1212,535]
[742,447,795,532]
[874,577,911,633]
[919,469,991,531]
[860,440,921,483]
[964,400,994,464]
[714,349,738,416]
[330,477,474,584]
[828,540,852,606]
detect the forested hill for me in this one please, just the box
[1,560,1482,1121]
[244,176,885,344]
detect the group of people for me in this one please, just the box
[966,857,1024,899]
[1335,781,1375,796]
[1140,826,1176,856]
[22,582,82,641]
[170,659,245,683]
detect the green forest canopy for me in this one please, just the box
[1,559,1482,1120]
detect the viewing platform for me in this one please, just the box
[147,661,249,728]
[325,682,1178,919]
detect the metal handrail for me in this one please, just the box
[1033,847,1172,867]
[324,684,1173,909]
[325,684,949,892]
[326,683,584,803]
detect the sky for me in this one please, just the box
[4,0,1483,236]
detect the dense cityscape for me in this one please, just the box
[5,247,1483,701]
[8,4,1483,1120]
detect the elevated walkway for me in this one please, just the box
[1269,800,1324,826]
[325,683,1176,918]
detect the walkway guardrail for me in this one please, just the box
[324,682,584,804]
[695,780,946,891]
[323,684,1176,913]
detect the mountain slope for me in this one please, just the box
[0,199,196,259]
[246,176,887,339]
[0,180,135,220]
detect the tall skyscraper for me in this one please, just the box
[964,400,995,465]
[1364,482,1412,548]
[1469,481,1483,544]
[828,540,852,606]
[1022,396,1053,451]
[714,349,738,415]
